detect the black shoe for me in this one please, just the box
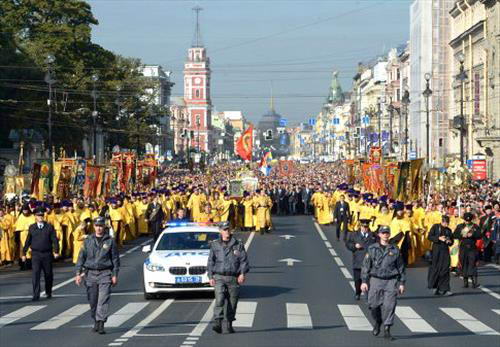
[372,322,381,336]
[433,289,441,296]
[31,297,40,302]
[463,278,469,288]
[384,325,394,340]
[97,321,106,334]
[355,294,361,301]
[212,320,222,334]
[441,291,453,297]
[225,321,235,334]
[46,293,52,299]
[472,277,480,288]
[93,321,98,333]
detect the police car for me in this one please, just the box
[142,223,221,299]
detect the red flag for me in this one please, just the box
[83,165,100,198]
[236,126,253,161]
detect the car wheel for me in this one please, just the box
[144,292,155,300]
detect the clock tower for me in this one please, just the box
[184,6,212,152]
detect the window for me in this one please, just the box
[195,90,200,98]
[396,69,400,80]
[474,72,480,115]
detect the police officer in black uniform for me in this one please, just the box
[361,225,406,340]
[75,217,120,334]
[346,219,377,300]
[207,225,250,334]
[22,207,59,301]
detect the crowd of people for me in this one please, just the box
[0,162,499,281]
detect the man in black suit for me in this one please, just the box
[146,193,165,241]
[346,219,377,300]
[301,185,313,215]
[22,207,59,301]
[334,194,351,241]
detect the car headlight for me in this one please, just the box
[144,258,165,272]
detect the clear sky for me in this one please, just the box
[88,0,412,124]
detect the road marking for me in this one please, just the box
[279,235,295,240]
[478,285,500,300]
[349,281,355,292]
[313,222,328,241]
[493,309,500,315]
[182,342,197,345]
[324,241,332,248]
[189,301,215,337]
[440,308,499,335]
[119,299,175,339]
[0,291,144,300]
[485,263,500,270]
[37,239,151,297]
[286,303,313,329]
[340,267,353,279]
[0,305,46,329]
[338,304,372,331]
[136,333,189,337]
[178,232,255,346]
[233,301,257,328]
[328,248,337,256]
[395,306,436,333]
[186,337,199,340]
[278,258,302,266]
[333,257,344,266]
[31,304,89,330]
[106,302,150,327]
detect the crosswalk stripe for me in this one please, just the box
[440,308,500,336]
[334,257,345,266]
[286,303,312,329]
[31,304,89,330]
[106,302,150,327]
[395,306,436,333]
[233,301,257,328]
[0,305,46,329]
[328,248,337,256]
[493,309,500,315]
[338,304,372,331]
[121,299,175,339]
[479,285,500,300]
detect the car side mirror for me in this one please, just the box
[142,245,152,253]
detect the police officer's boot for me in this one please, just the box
[384,325,394,340]
[92,321,98,333]
[212,319,222,334]
[463,277,469,288]
[372,322,381,336]
[472,276,480,288]
[225,320,235,334]
[97,321,106,334]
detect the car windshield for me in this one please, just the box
[156,231,219,251]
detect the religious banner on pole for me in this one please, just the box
[369,146,382,164]
[31,163,41,197]
[409,159,424,200]
[278,160,295,176]
[394,161,410,201]
[38,160,52,200]
[83,165,100,198]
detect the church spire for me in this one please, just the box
[191,6,203,48]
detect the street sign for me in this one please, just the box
[309,118,316,126]
[409,151,417,160]
[362,115,370,124]
[466,159,473,169]
[332,118,340,125]
[279,118,287,127]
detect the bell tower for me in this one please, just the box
[184,6,212,152]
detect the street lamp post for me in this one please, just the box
[44,54,56,156]
[456,53,468,165]
[196,116,201,153]
[401,86,410,161]
[91,74,99,161]
[423,73,433,165]
[377,97,382,148]
[387,103,395,155]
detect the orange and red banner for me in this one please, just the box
[236,126,253,161]
[369,146,382,164]
[83,165,101,198]
[278,160,295,176]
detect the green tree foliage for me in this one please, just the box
[0,0,165,154]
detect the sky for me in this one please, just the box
[88,0,412,125]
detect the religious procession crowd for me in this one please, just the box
[1,162,499,286]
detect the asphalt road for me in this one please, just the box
[1,216,499,347]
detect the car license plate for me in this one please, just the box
[175,276,202,284]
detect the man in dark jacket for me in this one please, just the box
[207,225,249,334]
[75,217,120,334]
[334,194,351,241]
[427,216,454,296]
[146,193,165,241]
[346,219,377,300]
[453,212,481,288]
[22,207,59,301]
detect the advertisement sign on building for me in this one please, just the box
[471,160,487,180]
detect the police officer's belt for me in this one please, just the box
[86,267,112,272]
[214,272,238,277]
[371,275,398,280]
